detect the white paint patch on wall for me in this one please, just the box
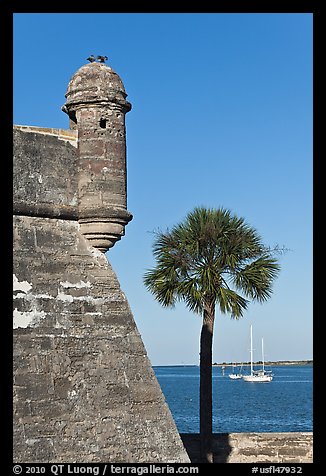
[13,292,54,301]
[13,308,47,329]
[13,274,32,293]
[55,291,106,305]
[56,291,74,302]
[13,274,49,329]
[60,281,91,289]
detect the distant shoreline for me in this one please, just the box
[153,360,313,367]
[212,360,313,367]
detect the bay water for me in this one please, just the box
[153,365,312,433]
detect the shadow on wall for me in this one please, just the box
[180,433,232,463]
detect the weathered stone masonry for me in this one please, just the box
[13,59,190,463]
[181,432,313,463]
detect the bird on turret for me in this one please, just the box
[87,55,96,63]
[97,55,108,63]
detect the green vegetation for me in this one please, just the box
[213,360,313,366]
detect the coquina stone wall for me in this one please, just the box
[13,124,189,463]
[181,433,313,463]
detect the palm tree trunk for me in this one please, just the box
[199,300,215,463]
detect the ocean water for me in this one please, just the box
[153,365,313,433]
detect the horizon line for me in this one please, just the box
[152,359,313,367]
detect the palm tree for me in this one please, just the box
[143,206,280,463]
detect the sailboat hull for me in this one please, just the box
[242,374,273,382]
[229,374,242,380]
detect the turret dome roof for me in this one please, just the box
[64,60,131,111]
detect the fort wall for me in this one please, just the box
[181,432,313,463]
[13,126,189,463]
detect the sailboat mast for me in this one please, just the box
[250,325,253,375]
[262,337,265,371]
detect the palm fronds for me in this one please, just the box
[143,206,280,316]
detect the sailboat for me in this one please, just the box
[229,363,243,380]
[242,325,273,383]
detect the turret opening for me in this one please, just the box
[69,111,78,130]
[100,118,107,129]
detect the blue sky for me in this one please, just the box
[13,13,313,365]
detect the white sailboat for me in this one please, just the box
[229,363,243,380]
[242,325,273,383]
